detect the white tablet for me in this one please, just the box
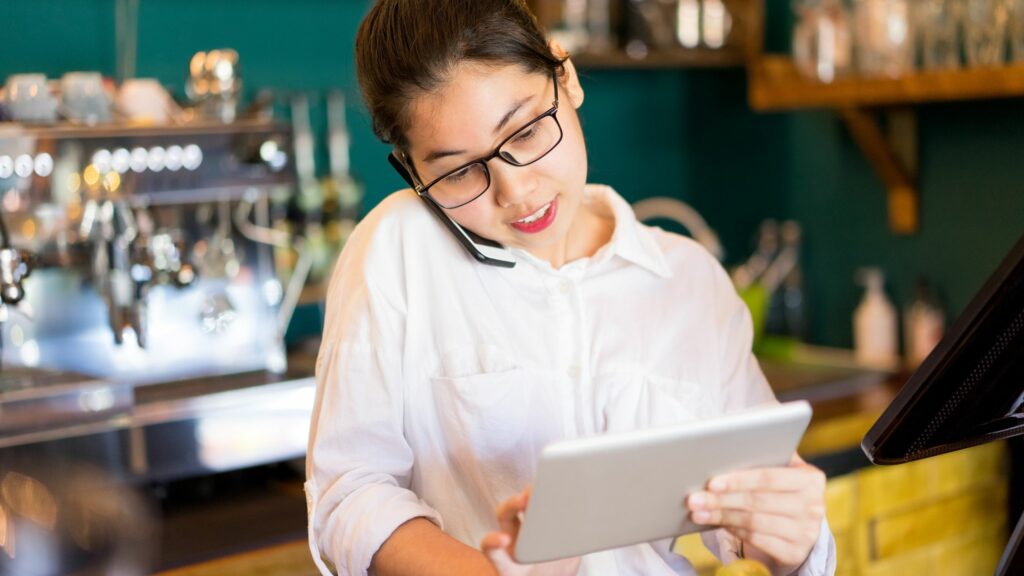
[514,400,813,564]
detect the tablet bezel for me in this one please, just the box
[514,400,813,564]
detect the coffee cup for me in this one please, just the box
[61,72,112,124]
[116,78,179,124]
[4,73,58,123]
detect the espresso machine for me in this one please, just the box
[0,119,316,481]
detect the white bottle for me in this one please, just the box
[904,278,945,368]
[853,268,899,368]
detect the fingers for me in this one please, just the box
[482,532,521,574]
[481,531,511,552]
[691,506,807,542]
[689,490,812,518]
[728,527,817,568]
[708,461,826,494]
[491,486,531,564]
[496,488,529,538]
[686,459,827,570]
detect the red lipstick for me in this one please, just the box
[509,197,558,234]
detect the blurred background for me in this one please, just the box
[0,0,1022,574]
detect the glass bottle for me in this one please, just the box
[702,0,733,49]
[964,0,1011,67]
[793,0,854,82]
[853,0,915,77]
[586,0,615,54]
[549,0,590,55]
[916,0,964,70]
[904,277,945,369]
[677,0,701,48]
[1012,0,1024,61]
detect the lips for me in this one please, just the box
[509,197,558,234]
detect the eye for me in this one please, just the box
[444,166,472,183]
[511,124,539,143]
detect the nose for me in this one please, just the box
[489,159,537,210]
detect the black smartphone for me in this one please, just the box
[388,153,516,268]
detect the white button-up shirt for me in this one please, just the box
[306,185,836,575]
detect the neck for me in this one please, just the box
[534,202,614,269]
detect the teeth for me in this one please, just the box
[517,203,551,224]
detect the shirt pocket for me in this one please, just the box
[430,366,562,493]
[601,371,719,433]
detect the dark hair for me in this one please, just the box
[355,0,565,149]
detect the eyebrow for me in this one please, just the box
[493,95,533,135]
[420,94,535,164]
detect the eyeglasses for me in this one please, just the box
[389,71,563,210]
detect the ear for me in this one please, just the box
[549,39,584,109]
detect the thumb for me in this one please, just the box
[481,531,510,552]
[482,533,521,574]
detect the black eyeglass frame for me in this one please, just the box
[388,70,563,210]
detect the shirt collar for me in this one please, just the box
[587,184,673,279]
[510,185,673,279]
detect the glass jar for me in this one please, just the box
[964,0,1012,67]
[792,0,854,82]
[916,0,964,70]
[702,0,734,49]
[1012,0,1024,61]
[852,0,914,77]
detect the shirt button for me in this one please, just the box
[567,364,581,379]
[559,280,572,294]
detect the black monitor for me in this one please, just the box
[862,231,1024,576]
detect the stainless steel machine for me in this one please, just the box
[0,119,316,481]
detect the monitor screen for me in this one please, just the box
[862,232,1024,576]
[862,232,1024,464]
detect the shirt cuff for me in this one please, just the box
[306,479,444,576]
[786,517,837,576]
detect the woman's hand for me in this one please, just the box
[481,487,581,576]
[686,454,826,573]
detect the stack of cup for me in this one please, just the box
[3,74,58,123]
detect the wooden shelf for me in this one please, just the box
[750,55,1024,111]
[573,47,746,70]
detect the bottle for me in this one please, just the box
[904,277,945,368]
[731,220,780,348]
[551,0,590,54]
[701,0,733,49]
[792,0,853,83]
[853,268,898,368]
[586,0,614,54]
[852,0,914,78]
[677,0,701,49]
[764,221,806,340]
[779,222,807,340]
[731,220,779,291]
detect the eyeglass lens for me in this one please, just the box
[428,113,561,208]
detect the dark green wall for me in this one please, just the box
[6,1,1022,348]
[786,102,1024,347]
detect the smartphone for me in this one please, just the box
[388,153,516,268]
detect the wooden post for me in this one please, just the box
[838,107,919,235]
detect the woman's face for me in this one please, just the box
[404,59,590,266]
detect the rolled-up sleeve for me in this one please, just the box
[791,518,837,576]
[699,518,836,576]
[701,257,837,575]
[305,244,441,576]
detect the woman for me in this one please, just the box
[306,1,836,574]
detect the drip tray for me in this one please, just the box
[0,366,133,434]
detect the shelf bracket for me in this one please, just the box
[838,107,919,235]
